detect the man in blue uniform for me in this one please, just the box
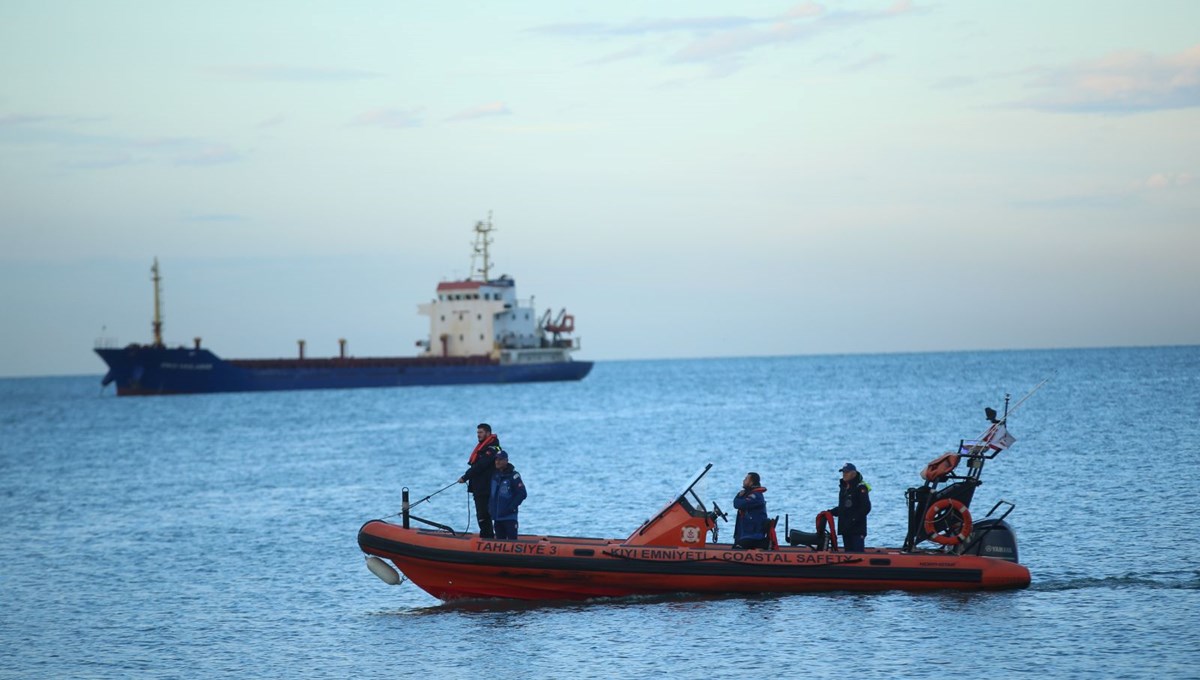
[829,462,872,552]
[733,472,770,549]
[488,450,527,540]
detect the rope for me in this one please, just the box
[409,480,458,509]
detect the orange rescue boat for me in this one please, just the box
[359,463,1030,600]
[359,390,1043,601]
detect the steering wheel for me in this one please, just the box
[709,502,729,522]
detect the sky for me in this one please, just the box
[1,1,1198,377]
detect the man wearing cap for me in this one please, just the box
[458,423,501,539]
[829,463,872,552]
[488,450,527,540]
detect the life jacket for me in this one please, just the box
[468,434,498,464]
[736,486,767,515]
[921,453,960,482]
[734,487,769,540]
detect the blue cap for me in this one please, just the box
[495,450,508,460]
[839,462,856,472]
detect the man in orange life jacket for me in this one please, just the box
[829,462,871,552]
[733,472,770,550]
[457,423,501,539]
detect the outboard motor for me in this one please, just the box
[959,518,1020,563]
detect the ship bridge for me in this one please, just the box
[418,276,542,358]
[416,215,582,364]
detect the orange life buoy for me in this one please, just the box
[923,498,973,545]
[921,453,960,482]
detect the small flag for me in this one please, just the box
[962,423,1017,454]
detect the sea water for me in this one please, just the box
[1,347,1197,678]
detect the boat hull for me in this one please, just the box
[95,346,593,396]
[357,520,1032,601]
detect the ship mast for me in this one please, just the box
[151,257,164,348]
[470,212,495,282]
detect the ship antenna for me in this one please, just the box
[470,212,495,282]
[151,257,164,348]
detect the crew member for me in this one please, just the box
[829,463,872,552]
[458,423,501,539]
[488,450,527,540]
[733,472,771,550]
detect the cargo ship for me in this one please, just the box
[95,216,592,395]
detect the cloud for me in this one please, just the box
[0,115,242,169]
[784,2,825,20]
[1012,194,1138,210]
[584,46,647,66]
[0,114,56,126]
[352,107,423,128]
[1143,172,1193,189]
[672,4,915,64]
[445,102,513,122]
[128,137,241,165]
[531,2,919,75]
[256,114,286,129]
[842,53,890,73]
[173,144,241,166]
[1014,44,1200,114]
[212,64,380,82]
[932,75,977,90]
[1013,170,1193,210]
[65,153,139,170]
[0,113,106,128]
[531,16,760,38]
[185,212,245,222]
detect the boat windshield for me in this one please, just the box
[674,463,713,513]
[632,463,715,535]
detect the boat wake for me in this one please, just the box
[392,590,788,616]
[1031,570,1200,592]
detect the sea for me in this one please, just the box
[2,347,1198,679]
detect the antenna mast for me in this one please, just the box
[151,257,164,347]
[470,212,495,282]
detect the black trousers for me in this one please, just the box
[472,492,494,538]
[494,520,518,540]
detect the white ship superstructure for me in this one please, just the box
[417,215,582,365]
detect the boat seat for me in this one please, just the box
[787,529,821,549]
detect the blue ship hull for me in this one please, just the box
[96,346,593,396]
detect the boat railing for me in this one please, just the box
[400,488,457,534]
[539,337,581,350]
